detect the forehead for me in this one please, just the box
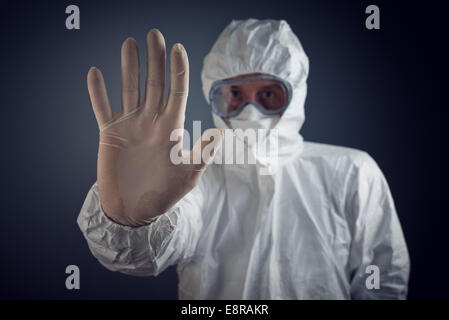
[227,73,264,80]
[226,73,283,89]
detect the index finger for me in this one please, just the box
[165,43,189,117]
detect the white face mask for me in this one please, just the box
[224,104,280,132]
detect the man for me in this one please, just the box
[78,19,410,299]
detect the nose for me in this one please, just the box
[242,88,257,102]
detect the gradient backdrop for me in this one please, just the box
[0,0,447,299]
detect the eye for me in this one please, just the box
[262,90,273,99]
[231,89,240,98]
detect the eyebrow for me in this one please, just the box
[260,84,281,90]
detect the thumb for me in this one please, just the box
[189,128,224,171]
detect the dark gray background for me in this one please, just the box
[0,0,447,299]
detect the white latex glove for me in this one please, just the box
[87,29,223,227]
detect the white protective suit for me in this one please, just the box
[78,19,410,299]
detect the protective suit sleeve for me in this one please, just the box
[346,152,410,299]
[77,182,204,277]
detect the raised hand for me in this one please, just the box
[87,29,222,227]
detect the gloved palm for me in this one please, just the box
[87,30,222,227]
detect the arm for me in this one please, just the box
[77,181,204,277]
[346,152,410,299]
[77,29,222,276]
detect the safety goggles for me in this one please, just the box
[209,74,292,118]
